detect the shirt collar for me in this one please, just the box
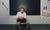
[20,11,24,14]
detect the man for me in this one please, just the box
[16,8,29,30]
[16,8,26,24]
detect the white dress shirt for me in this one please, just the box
[16,12,26,19]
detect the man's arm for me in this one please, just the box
[16,12,23,20]
[16,12,20,20]
[23,12,26,19]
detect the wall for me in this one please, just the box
[0,0,50,24]
[0,0,9,24]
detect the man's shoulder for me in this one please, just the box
[17,12,20,13]
[23,12,26,14]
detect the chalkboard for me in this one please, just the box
[10,0,40,15]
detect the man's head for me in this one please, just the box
[20,8,24,13]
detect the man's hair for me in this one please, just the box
[21,8,24,10]
[20,8,25,12]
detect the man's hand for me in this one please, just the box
[22,17,26,19]
[17,17,26,20]
[16,17,22,20]
[18,17,22,19]
[17,17,23,19]
[19,17,26,19]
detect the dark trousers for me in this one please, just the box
[17,19,26,23]
[17,19,28,30]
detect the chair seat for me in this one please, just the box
[20,23,26,24]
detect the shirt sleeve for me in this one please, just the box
[24,12,26,18]
[16,12,19,18]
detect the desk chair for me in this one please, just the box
[17,21,30,30]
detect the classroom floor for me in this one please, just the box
[0,24,50,30]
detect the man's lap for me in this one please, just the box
[17,19,26,23]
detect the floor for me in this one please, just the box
[0,24,50,30]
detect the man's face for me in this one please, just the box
[21,9,24,13]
